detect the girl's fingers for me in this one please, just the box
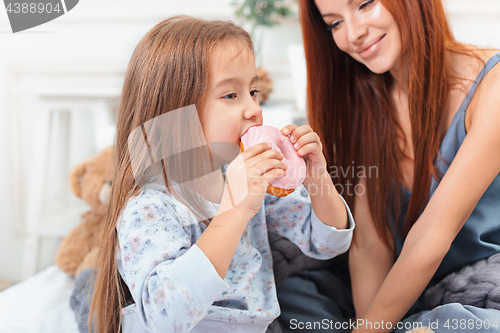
[287,124,313,144]
[246,147,284,168]
[252,158,288,176]
[295,142,320,157]
[261,169,287,185]
[241,142,273,160]
[291,131,322,154]
[281,124,298,136]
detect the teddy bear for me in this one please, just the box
[54,145,113,277]
[257,67,273,104]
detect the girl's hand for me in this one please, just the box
[221,142,287,218]
[281,124,328,184]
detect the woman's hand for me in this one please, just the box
[221,142,287,218]
[281,124,328,185]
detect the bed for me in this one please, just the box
[0,265,79,333]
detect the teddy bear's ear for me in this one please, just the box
[69,161,87,198]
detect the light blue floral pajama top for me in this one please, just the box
[117,177,355,333]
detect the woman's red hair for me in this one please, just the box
[299,0,474,245]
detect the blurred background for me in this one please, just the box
[0,0,499,289]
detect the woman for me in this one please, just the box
[276,0,500,332]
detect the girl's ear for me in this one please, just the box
[70,161,87,199]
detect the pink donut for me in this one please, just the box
[240,125,306,196]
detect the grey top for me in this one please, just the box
[393,52,500,313]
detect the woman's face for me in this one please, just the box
[315,0,402,74]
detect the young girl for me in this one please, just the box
[90,16,354,333]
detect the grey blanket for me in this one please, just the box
[266,231,337,333]
[70,268,96,333]
[425,252,500,310]
[268,231,334,287]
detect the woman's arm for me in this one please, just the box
[353,66,500,332]
[349,176,394,319]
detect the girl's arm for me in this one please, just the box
[265,124,354,259]
[265,184,354,259]
[197,142,288,278]
[117,193,232,332]
[282,124,349,230]
[118,143,286,331]
[349,176,395,319]
[281,125,350,229]
[196,193,254,278]
[305,171,349,230]
[353,67,500,332]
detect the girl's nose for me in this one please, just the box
[244,99,262,120]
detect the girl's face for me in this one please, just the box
[315,0,402,74]
[202,42,263,146]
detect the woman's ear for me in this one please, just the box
[70,161,87,199]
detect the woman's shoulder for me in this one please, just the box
[448,47,500,130]
[473,49,500,89]
[466,49,500,125]
[448,47,499,82]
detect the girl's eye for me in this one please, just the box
[326,21,342,31]
[250,89,261,98]
[223,93,237,100]
[359,0,375,10]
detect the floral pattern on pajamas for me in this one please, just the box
[116,180,355,332]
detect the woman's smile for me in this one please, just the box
[316,0,402,74]
[357,33,386,59]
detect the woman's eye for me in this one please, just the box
[326,21,342,31]
[359,0,375,10]
[223,93,237,100]
[326,0,374,31]
[250,89,261,98]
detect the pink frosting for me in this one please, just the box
[240,125,306,190]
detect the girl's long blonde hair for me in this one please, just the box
[89,16,253,333]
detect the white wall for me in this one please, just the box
[444,0,500,48]
[0,0,302,283]
[0,0,499,283]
